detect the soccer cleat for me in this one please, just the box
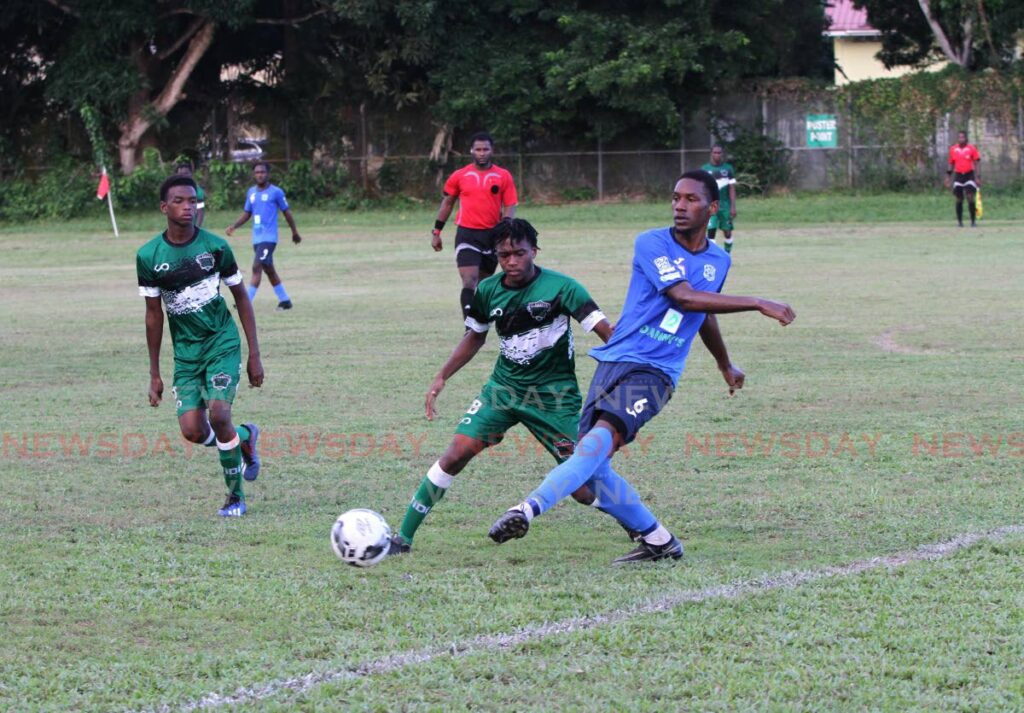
[240,423,261,481]
[488,508,530,543]
[612,535,684,564]
[218,494,247,517]
[386,535,411,556]
[276,300,293,311]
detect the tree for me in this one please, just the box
[854,0,1024,69]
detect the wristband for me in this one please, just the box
[434,219,446,231]
[946,169,953,175]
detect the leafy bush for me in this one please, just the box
[0,157,95,221]
[725,125,792,195]
[115,148,168,210]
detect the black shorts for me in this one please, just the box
[579,361,674,445]
[253,242,277,266]
[952,172,978,197]
[454,226,498,273]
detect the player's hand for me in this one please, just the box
[721,363,745,395]
[148,376,164,407]
[758,299,796,326]
[225,225,235,236]
[431,230,443,252]
[425,376,446,420]
[292,232,302,244]
[943,176,951,189]
[730,206,737,219]
[247,354,265,388]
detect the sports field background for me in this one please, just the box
[1,194,1022,710]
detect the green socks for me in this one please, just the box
[398,462,455,544]
[216,435,244,499]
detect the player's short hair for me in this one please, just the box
[678,170,720,203]
[175,162,193,174]
[469,131,494,148]
[711,144,723,151]
[252,160,271,172]
[492,218,538,249]
[159,175,198,202]
[958,130,968,139]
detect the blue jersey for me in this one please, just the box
[589,227,731,386]
[243,184,290,244]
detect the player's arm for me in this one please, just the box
[501,203,517,220]
[425,329,488,420]
[228,282,264,388]
[282,208,302,244]
[665,281,795,325]
[728,182,737,217]
[592,319,614,343]
[973,151,981,184]
[225,211,251,236]
[144,297,165,406]
[699,314,744,394]
[432,193,457,251]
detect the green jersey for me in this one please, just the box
[136,227,243,360]
[702,162,736,202]
[466,267,606,390]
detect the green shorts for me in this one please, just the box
[709,200,733,232]
[172,345,242,417]
[454,379,582,462]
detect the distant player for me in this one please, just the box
[226,161,302,310]
[137,174,263,517]
[946,131,981,227]
[430,132,518,322]
[175,162,206,226]
[701,145,737,252]
[389,218,634,555]
[488,171,795,564]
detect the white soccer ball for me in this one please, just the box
[330,508,392,568]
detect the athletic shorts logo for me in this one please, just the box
[195,252,215,271]
[659,308,683,334]
[259,248,269,260]
[626,398,649,417]
[703,264,716,281]
[526,300,552,322]
[553,438,575,459]
[210,372,233,391]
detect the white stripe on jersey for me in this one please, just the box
[579,310,607,333]
[162,274,221,316]
[465,316,490,333]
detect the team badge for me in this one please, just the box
[526,300,552,322]
[210,372,233,391]
[703,264,716,281]
[195,252,215,271]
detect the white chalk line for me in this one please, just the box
[156,524,1024,712]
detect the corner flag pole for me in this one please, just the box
[97,166,119,238]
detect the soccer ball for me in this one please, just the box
[330,509,392,568]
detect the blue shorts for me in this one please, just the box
[579,361,674,445]
[253,242,277,266]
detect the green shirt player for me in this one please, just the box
[137,174,264,517]
[389,218,627,555]
[702,145,738,253]
[175,162,206,227]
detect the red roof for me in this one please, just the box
[825,0,878,35]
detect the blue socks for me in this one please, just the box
[526,427,614,515]
[273,283,290,302]
[247,285,258,301]
[586,460,658,534]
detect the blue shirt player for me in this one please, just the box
[226,161,303,311]
[488,170,796,564]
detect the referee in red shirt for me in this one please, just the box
[946,130,981,227]
[431,132,518,320]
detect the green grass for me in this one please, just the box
[1,198,1022,711]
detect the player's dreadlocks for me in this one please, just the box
[491,217,539,249]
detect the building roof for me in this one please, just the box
[824,0,880,37]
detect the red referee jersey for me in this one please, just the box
[948,144,980,173]
[443,163,518,229]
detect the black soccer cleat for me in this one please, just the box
[386,535,411,556]
[488,508,530,543]
[612,535,684,565]
[276,300,293,311]
[240,423,261,481]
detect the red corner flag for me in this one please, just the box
[96,172,110,200]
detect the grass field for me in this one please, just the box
[1,194,1023,711]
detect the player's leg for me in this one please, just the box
[966,185,977,226]
[457,264,481,321]
[204,353,254,516]
[392,382,516,553]
[707,212,719,243]
[454,227,493,321]
[953,184,965,227]
[248,247,264,301]
[256,244,291,309]
[717,204,734,253]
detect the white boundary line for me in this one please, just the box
[157,525,1024,712]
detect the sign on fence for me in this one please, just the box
[806,114,838,148]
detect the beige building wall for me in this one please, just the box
[833,38,918,84]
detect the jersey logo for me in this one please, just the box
[703,264,716,281]
[526,300,552,322]
[195,252,215,271]
[659,309,683,334]
[209,372,233,391]
[154,262,170,272]
[489,307,504,318]
[654,256,674,274]
[261,194,268,201]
